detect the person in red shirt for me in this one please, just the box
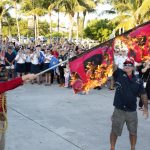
[52,47,59,58]
[0,73,36,150]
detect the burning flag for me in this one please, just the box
[69,41,114,94]
[69,21,150,94]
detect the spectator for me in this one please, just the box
[43,49,53,86]
[58,50,66,87]
[15,49,26,77]
[25,49,32,74]
[30,50,40,84]
[5,46,16,79]
[64,63,70,88]
[141,59,150,101]
[0,49,5,67]
[36,45,44,84]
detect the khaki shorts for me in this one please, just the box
[111,108,138,136]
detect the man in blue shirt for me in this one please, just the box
[110,58,149,150]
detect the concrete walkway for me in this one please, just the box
[5,84,150,150]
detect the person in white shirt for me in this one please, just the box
[15,49,26,77]
[114,49,120,66]
[64,63,70,88]
[25,49,31,74]
[0,50,5,66]
[33,45,44,84]
[117,50,127,69]
[43,49,53,86]
[30,50,40,84]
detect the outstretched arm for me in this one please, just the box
[0,74,36,93]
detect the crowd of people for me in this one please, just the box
[0,38,90,87]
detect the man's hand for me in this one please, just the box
[143,108,149,119]
[22,74,37,82]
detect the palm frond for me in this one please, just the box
[115,16,137,31]
[142,10,150,22]
[136,0,150,17]
[78,0,96,10]
[21,0,33,12]
[110,14,131,25]
[113,3,133,12]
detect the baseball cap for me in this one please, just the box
[123,57,134,66]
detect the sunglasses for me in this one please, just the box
[124,64,134,67]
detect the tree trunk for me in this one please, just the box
[69,14,74,42]
[16,17,20,42]
[14,1,21,43]
[49,12,52,42]
[57,11,60,33]
[0,19,2,36]
[34,15,37,44]
[83,11,87,29]
[119,27,122,35]
[76,12,79,42]
[122,26,125,33]
[8,25,11,37]
[82,10,87,39]
[36,15,39,38]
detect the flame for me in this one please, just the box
[70,72,78,86]
[83,63,113,93]
[114,35,150,62]
[70,62,113,94]
[142,55,150,61]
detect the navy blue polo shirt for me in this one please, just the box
[113,68,145,112]
[5,52,16,66]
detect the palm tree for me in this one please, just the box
[49,0,96,41]
[20,0,46,42]
[108,0,150,32]
[14,0,21,42]
[42,0,55,41]
[3,14,15,37]
[81,0,97,39]
[0,0,22,42]
[48,5,54,40]
[0,0,12,36]
[82,0,97,29]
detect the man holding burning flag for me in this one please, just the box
[110,58,149,150]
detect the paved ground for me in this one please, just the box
[5,83,150,150]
